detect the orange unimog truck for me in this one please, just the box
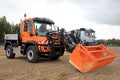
[4,15,65,63]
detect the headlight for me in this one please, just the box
[38,40,40,44]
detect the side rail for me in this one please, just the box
[4,34,19,50]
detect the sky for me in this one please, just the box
[0,0,120,39]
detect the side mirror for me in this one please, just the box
[54,26,59,31]
[57,27,59,32]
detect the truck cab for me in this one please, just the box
[80,28,96,45]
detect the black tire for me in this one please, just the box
[50,52,61,60]
[51,55,60,60]
[26,46,39,63]
[6,45,15,59]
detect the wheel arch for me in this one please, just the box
[4,41,12,50]
[23,41,38,55]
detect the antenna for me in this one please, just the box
[24,13,26,18]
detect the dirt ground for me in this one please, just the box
[0,45,120,80]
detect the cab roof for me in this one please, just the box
[32,17,54,24]
[80,28,95,32]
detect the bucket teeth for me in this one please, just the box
[69,44,116,73]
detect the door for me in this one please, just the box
[21,20,33,42]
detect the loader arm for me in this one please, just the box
[60,28,76,53]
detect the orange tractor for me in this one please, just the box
[4,15,116,72]
[4,16,65,63]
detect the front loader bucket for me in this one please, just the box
[69,44,116,73]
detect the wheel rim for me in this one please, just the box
[27,50,34,60]
[6,48,11,57]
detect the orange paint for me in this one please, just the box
[69,44,116,73]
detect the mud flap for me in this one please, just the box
[69,44,116,73]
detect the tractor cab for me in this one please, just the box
[33,17,57,36]
[20,17,58,44]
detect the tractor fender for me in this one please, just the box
[4,41,12,50]
[23,41,38,55]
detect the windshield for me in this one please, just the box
[85,31,95,37]
[34,22,56,36]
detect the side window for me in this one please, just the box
[24,21,28,31]
[24,20,32,35]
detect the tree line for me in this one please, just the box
[96,38,120,46]
[0,16,19,43]
[0,16,120,46]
